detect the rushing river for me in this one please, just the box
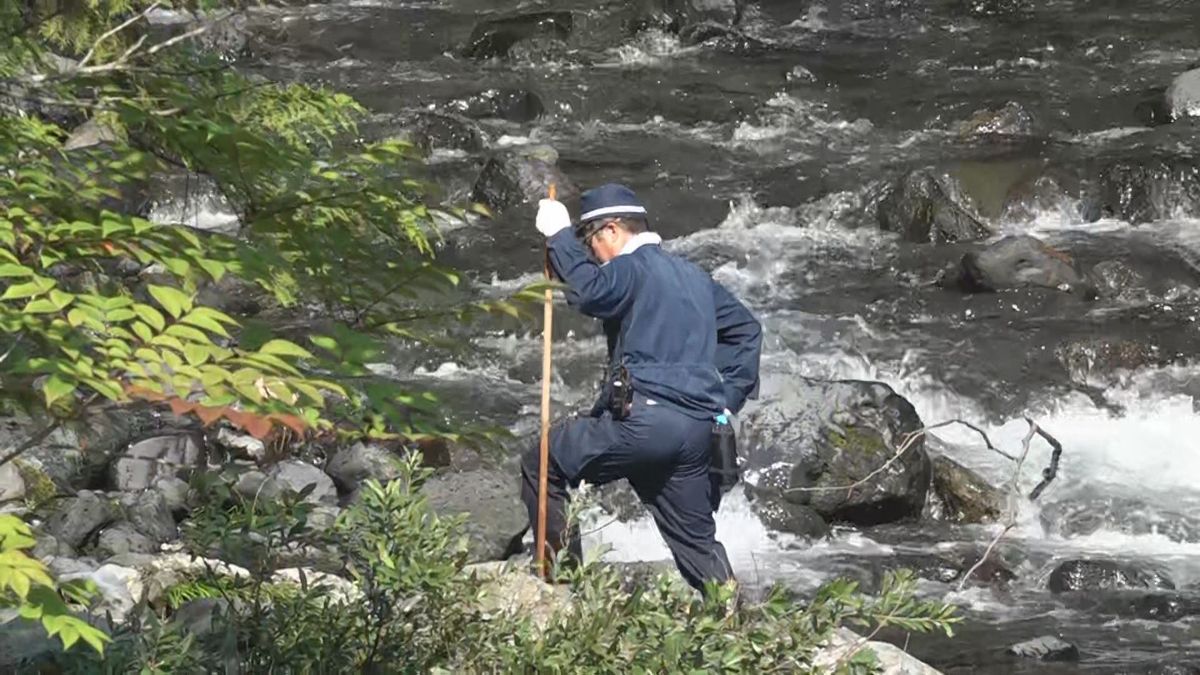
[162,1,1200,671]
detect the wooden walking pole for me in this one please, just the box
[535,183,556,580]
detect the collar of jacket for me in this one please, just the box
[601,232,663,267]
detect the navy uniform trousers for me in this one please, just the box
[520,392,733,591]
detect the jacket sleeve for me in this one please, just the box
[712,279,762,414]
[546,229,636,319]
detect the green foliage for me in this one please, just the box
[0,514,108,655]
[49,458,958,674]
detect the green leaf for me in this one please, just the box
[0,264,33,278]
[147,285,192,319]
[1,276,55,301]
[259,339,313,360]
[134,304,166,332]
[42,374,75,407]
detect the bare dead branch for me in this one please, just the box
[956,419,1039,591]
[784,418,1016,498]
[76,2,163,71]
[1028,420,1063,500]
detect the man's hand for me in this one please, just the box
[536,199,571,237]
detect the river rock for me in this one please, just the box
[214,428,266,461]
[45,490,116,549]
[877,170,992,244]
[955,101,1035,137]
[1048,559,1175,593]
[152,476,191,517]
[0,462,25,504]
[63,119,120,151]
[1095,155,1200,224]
[741,378,931,527]
[630,0,745,34]
[325,442,400,493]
[927,455,1003,524]
[471,145,578,213]
[96,523,158,558]
[466,561,571,628]
[1008,636,1080,662]
[1087,260,1146,299]
[403,112,487,154]
[1167,68,1200,120]
[422,468,526,562]
[748,498,830,539]
[815,628,944,674]
[938,235,1091,295]
[447,89,545,123]
[464,11,573,60]
[261,460,338,506]
[123,490,178,544]
[1056,338,1164,387]
[111,432,207,492]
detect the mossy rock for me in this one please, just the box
[15,459,60,511]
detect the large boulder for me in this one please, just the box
[422,468,526,562]
[937,235,1092,295]
[122,490,179,544]
[110,432,207,492]
[741,378,932,527]
[96,523,158,559]
[463,11,573,60]
[1048,559,1175,594]
[471,145,578,213]
[926,455,1004,524]
[3,406,170,491]
[45,490,117,549]
[877,171,992,244]
[260,460,338,506]
[325,443,401,494]
[1167,68,1200,121]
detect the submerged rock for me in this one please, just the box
[1048,559,1175,593]
[471,145,578,213]
[742,378,931,527]
[1008,636,1080,662]
[629,0,745,35]
[402,112,487,155]
[955,101,1036,137]
[1167,68,1200,121]
[926,455,1003,524]
[464,11,573,60]
[1095,155,1200,224]
[938,235,1092,295]
[446,88,545,123]
[877,171,992,244]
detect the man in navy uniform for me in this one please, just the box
[520,183,763,592]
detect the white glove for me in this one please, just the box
[536,199,571,237]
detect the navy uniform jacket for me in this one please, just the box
[546,229,762,420]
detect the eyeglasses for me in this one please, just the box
[583,220,617,248]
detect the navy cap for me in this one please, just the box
[576,183,649,237]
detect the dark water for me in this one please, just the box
[196,1,1200,671]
